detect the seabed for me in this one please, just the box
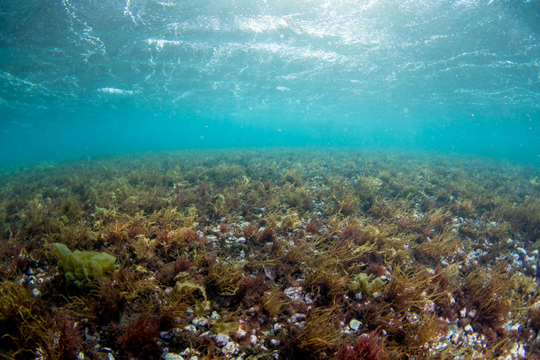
[1,148,540,360]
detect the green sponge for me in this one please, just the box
[53,243,116,288]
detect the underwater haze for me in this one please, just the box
[1,0,540,166]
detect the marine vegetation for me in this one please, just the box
[52,243,116,288]
[0,148,539,359]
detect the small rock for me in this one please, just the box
[432,341,448,351]
[164,353,184,360]
[284,287,303,301]
[210,311,221,321]
[192,317,208,327]
[289,313,306,323]
[235,327,246,338]
[160,331,174,340]
[446,323,458,339]
[274,323,284,334]
[184,325,197,333]
[215,333,230,346]
[516,343,526,358]
[451,330,462,345]
[270,339,279,347]
[222,341,239,355]
[465,333,478,346]
[180,348,200,357]
[349,319,362,331]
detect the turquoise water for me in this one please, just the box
[1,0,539,166]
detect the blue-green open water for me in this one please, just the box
[1,0,540,166]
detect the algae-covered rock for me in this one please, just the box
[52,243,116,288]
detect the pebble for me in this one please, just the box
[160,331,174,340]
[513,343,526,358]
[451,330,462,344]
[215,333,230,346]
[270,339,279,347]
[284,287,303,301]
[164,354,184,360]
[289,313,306,323]
[180,348,200,357]
[192,317,208,327]
[431,341,448,352]
[465,332,479,346]
[184,325,197,333]
[446,323,458,339]
[200,331,212,338]
[222,341,240,355]
[349,319,362,331]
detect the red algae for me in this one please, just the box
[120,315,162,359]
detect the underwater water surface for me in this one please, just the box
[1,0,540,165]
